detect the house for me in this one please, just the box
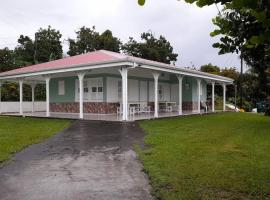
[0,50,233,121]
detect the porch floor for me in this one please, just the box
[1,110,213,121]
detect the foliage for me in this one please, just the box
[0,26,62,101]
[1,82,46,101]
[138,0,270,97]
[211,5,270,97]
[14,26,63,65]
[138,113,270,200]
[122,32,178,64]
[34,26,63,63]
[68,26,121,56]
[0,116,71,163]
[0,48,17,72]
[200,63,220,75]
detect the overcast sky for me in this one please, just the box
[0,0,242,70]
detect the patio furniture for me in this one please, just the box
[129,106,136,116]
[200,101,208,112]
[117,106,122,116]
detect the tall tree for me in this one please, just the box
[67,26,121,56]
[122,32,178,64]
[14,26,63,65]
[34,26,63,63]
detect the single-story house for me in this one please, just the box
[0,50,234,121]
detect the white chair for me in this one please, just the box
[117,106,122,116]
[166,105,173,112]
[129,107,136,116]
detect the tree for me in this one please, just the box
[200,63,220,74]
[14,26,63,65]
[68,26,121,56]
[138,0,270,99]
[98,30,121,52]
[210,4,270,97]
[0,48,16,72]
[34,26,63,63]
[122,32,178,64]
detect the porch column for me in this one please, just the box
[152,72,159,118]
[197,79,201,114]
[45,76,51,117]
[77,72,85,119]
[19,79,23,116]
[212,82,215,112]
[31,82,36,113]
[119,67,128,121]
[177,75,183,115]
[0,82,2,114]
[223,83,226,111]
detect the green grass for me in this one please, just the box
[0,116,71,163]
[139,113,270,200]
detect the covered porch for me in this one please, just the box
[0,50,233,121]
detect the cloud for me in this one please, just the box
[0,0,241,70]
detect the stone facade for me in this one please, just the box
[50,102,120,114]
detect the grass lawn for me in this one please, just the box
[139,113,270,200]
[0,116,71,163]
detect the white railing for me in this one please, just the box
[0,101,46,113]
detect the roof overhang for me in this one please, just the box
[0,57,234,84]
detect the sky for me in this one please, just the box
[0,0,243,70]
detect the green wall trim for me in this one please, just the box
[49,73,206,103]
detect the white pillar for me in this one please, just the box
[197,79,201,114]
[0,82,2,114]
[31,82,36,113]
[177,75,183,115]
[119,68,128,121]
[223,83,226,111]
[152,72,159,118]
[212,82,215,112]
[78,72,85,119]
[45,76,51,117]
[19,79,23,116]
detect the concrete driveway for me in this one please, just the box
[0,121,152,200]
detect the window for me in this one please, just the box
[58,80,65,95]
[76,78,103,101]
[90,78,103,101]
[84,81,88,93]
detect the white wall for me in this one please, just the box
[171,84,179,103]
[128,79,139,102]
[0,102,46,113]
[107,77,120,102]
[139,81,148,102]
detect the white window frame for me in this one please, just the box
[58,80,65,95]
[75,77,103,102]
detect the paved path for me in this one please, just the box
[0,121,152,200]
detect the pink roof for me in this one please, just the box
[0,50,126,77]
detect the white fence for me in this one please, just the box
[0,101,46,113]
